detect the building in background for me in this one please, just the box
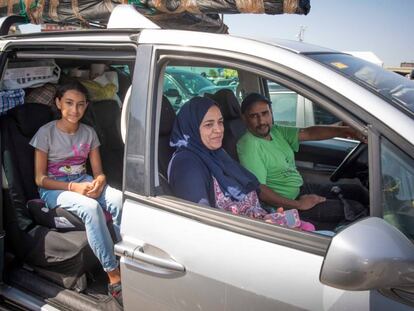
[387,62,414,77]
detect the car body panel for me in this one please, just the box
[120,199,378,311]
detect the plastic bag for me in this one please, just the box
[3,60,60,90]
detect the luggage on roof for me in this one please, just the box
[0,0,310,33]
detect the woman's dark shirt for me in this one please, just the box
[168,149,215,207]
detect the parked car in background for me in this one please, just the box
[214,77,239,86]
[163,68,238,111]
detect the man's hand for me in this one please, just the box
[297,194,326,210]
[343,126,368,143]
[86,175,106,199]
[71,182,94,195]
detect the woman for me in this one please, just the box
[168,97,314,231]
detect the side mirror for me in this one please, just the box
[164,88,180,97]
[320,217,414,291]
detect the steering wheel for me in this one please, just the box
[330,142,367,182]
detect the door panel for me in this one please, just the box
[119,198,377,311]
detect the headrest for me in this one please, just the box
[91,100,120,127]
[159,96,176,136]
[8,103,53,138]
[205,89,241,120]
[25,83,57,107]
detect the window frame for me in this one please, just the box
[127,44,411,255]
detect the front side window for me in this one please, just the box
[266,80,340,127]
[267,81,298,126]
[381,138,414,240]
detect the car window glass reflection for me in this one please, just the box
[381,138,414,240]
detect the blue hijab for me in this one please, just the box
[170,97,259,201]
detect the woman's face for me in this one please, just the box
[199,105,224,150]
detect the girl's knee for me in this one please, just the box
[81,200,103,217]
[104,187,123,209]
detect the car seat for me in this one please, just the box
[87,100,124,190]
[158,96,176,178]
[0,103,98,291]
[157,96,176,195]
[80,99,123,189]
[205,89,246,161]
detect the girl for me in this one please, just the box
[30,81,123,306]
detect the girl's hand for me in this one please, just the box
[71,182,93,195]
[86,175,106,198]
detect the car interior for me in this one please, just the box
[1,54,132,310]
[154,62,371,229]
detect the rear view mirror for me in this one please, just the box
[320,217,414,291]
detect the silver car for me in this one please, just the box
[1,5,414,311]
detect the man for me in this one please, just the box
[237,93,368,229]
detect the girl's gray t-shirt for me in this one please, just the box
[30,120,100,177]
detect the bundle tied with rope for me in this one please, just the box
[0,0,310,32]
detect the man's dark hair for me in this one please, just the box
[240,92,272,114]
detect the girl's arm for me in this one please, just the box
[34,149,69,190]
[87,147,107,197]
[34,149,92,194]
[89,147,106,183]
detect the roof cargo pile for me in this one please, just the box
[0,0,310,32]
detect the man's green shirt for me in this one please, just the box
[237,125,303,200]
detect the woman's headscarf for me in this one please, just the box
[170,96,259,201]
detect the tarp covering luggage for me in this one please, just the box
[0,0,310,33]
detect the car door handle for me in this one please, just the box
[115,241,185,273]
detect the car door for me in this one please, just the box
[118,45,414,311]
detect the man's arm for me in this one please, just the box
[259,184,325,211]
[298,125,365,142]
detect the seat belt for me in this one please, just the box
[0,126,4,282]
[0,128,3,233]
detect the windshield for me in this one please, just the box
[167,70,214,95]
[308,53,414,115]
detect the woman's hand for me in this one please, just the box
[86,175,106,199]
[71,182,94,195]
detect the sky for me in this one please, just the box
[224,0,413,67]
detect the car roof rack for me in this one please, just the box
[0,15,27,36]
[107,5,160,30]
